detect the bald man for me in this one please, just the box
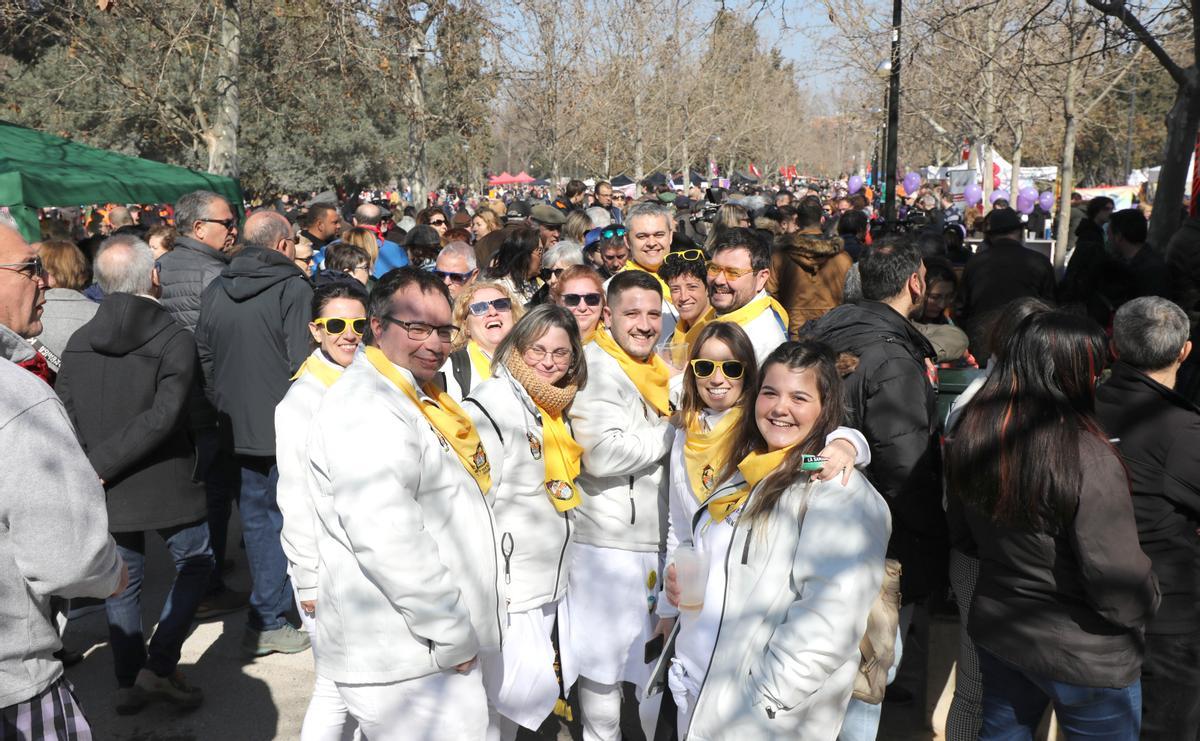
[196,209,313,657]
[0,223,127,737]
[354,202,409,277]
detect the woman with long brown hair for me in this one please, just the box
[661,340,890,739]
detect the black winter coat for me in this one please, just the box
[808,300,947,601]
[158,236,230,332]
[196,247,313,457]
[958,237,1057,359]
[56,293,206,532]
[964,434,1159,688]
[1096,363,1200,635]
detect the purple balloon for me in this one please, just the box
[989,188,1010,205]
[1016,194,1036,215]
[848,175,864,194]
[963,183,983,206]
[1038,191,1054,211]
[903,171,921,194]
[1018,186,1038,203]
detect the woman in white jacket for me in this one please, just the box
[464,304,589,741]
[662,339,891,740]
[441,281,525,399]
[657,322,870,634]
[274,279,368,741]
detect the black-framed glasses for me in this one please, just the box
[665,249,705,264]
[0,256,47,282]
[434,269,475,284]
[690,358,745,379]
[380,315,460,343]
[561,292,601,308]
[197,217,237,231]
[600,226,626,240]
[315,317,367,336]
[539,267,565,282]
[467,297,513,316]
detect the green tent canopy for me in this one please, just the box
[0,121,242,243]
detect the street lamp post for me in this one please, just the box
[883,0,902,229]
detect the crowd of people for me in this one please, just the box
[1,173,1199,741]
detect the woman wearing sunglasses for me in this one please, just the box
[441,281,526,400]
[483,226,544,305]
[274,280,369,741]
[659,340,890,739]
[462,305,588,740]
[550,265,605,343]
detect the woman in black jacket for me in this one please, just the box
[945,310,1159,740]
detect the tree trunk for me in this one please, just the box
[633,84,645,188]
[1149,78,1200,252]
[1055,35,1082,274]
[403,30,429,207]
[205,0,239,177]
[983,141,994,210]
[1010,122,1024,205]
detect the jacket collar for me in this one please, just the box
[0,322,34,363]
[174,235,231,264]
[1106,361,1200,414]
[857,300,937,360]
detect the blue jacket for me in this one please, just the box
[373,239,410,277]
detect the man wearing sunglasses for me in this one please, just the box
[706,228,788,365]
[196,210,315,658]
[0,222,127,738]
[433,242,478,299]
[158,190,239,332]
[305,267,501,738]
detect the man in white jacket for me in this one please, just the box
[305,267,503,739]
[566,270,676,741]
[706,228,788,365]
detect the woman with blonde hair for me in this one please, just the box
[440,280,526,399]
[340,227,379,270]
[34,239,98,364]
[465,305,589,740]
[562,210,593,245]
[703,203,752,251]
[473,209,501,242]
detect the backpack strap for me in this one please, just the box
[450,348,472,397]
[463,397,504,445]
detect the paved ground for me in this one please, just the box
[60,519,968,740]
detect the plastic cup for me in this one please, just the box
[673,545,710,611]
[657,341,689,370]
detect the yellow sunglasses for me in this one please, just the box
[314,317,367,336]
[706,261,755,280]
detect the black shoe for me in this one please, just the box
[194,589,249,621]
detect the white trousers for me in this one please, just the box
[579,676,623,741]
[293,586,359,741]
[335,666,488,741]
[482,602,568,734]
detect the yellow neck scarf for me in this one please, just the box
[290,352,344,388]
[467,340,493,383]
[705,293,790,335]
[622,259,672,302]
[672,311,712,348]
[593,324,671,417]
[539,408,584,512]
[364,346,492,495]
[683,408,742,503]
[706,444,794,522]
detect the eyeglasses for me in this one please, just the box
[665,249,705,264]
[524,345,572,366]
[561,292,602,308]
[198,217,237,231]
[380,315,460,343]
[706,261,755,281]
[296,254,314,265]
[467,297,513,316]
[690,358,745,379]
[599,226,627,240]
[315,317,367,336]
[429,218,447,227]
[0,256,47,282]
[539,267,565,282]
[434,269,475,284]
[348,264,370,274]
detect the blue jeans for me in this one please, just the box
[978,648,1141,740]
[105,520,214,687]
[196,427,237,593]
[237,455,292,631]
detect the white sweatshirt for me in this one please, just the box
[306,352,504,684]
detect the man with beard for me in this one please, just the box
[704,228,788,365]
[808,236,945,740]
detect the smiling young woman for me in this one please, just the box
[660,340,891,739]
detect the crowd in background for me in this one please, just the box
[1,172,1199,741]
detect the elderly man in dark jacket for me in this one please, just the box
[957,208,1057,362]
[157,190,246,614]
[196,210,313,657]
[1097,296,1200,740]
[808,235,945,731]
[56,234,212,715]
